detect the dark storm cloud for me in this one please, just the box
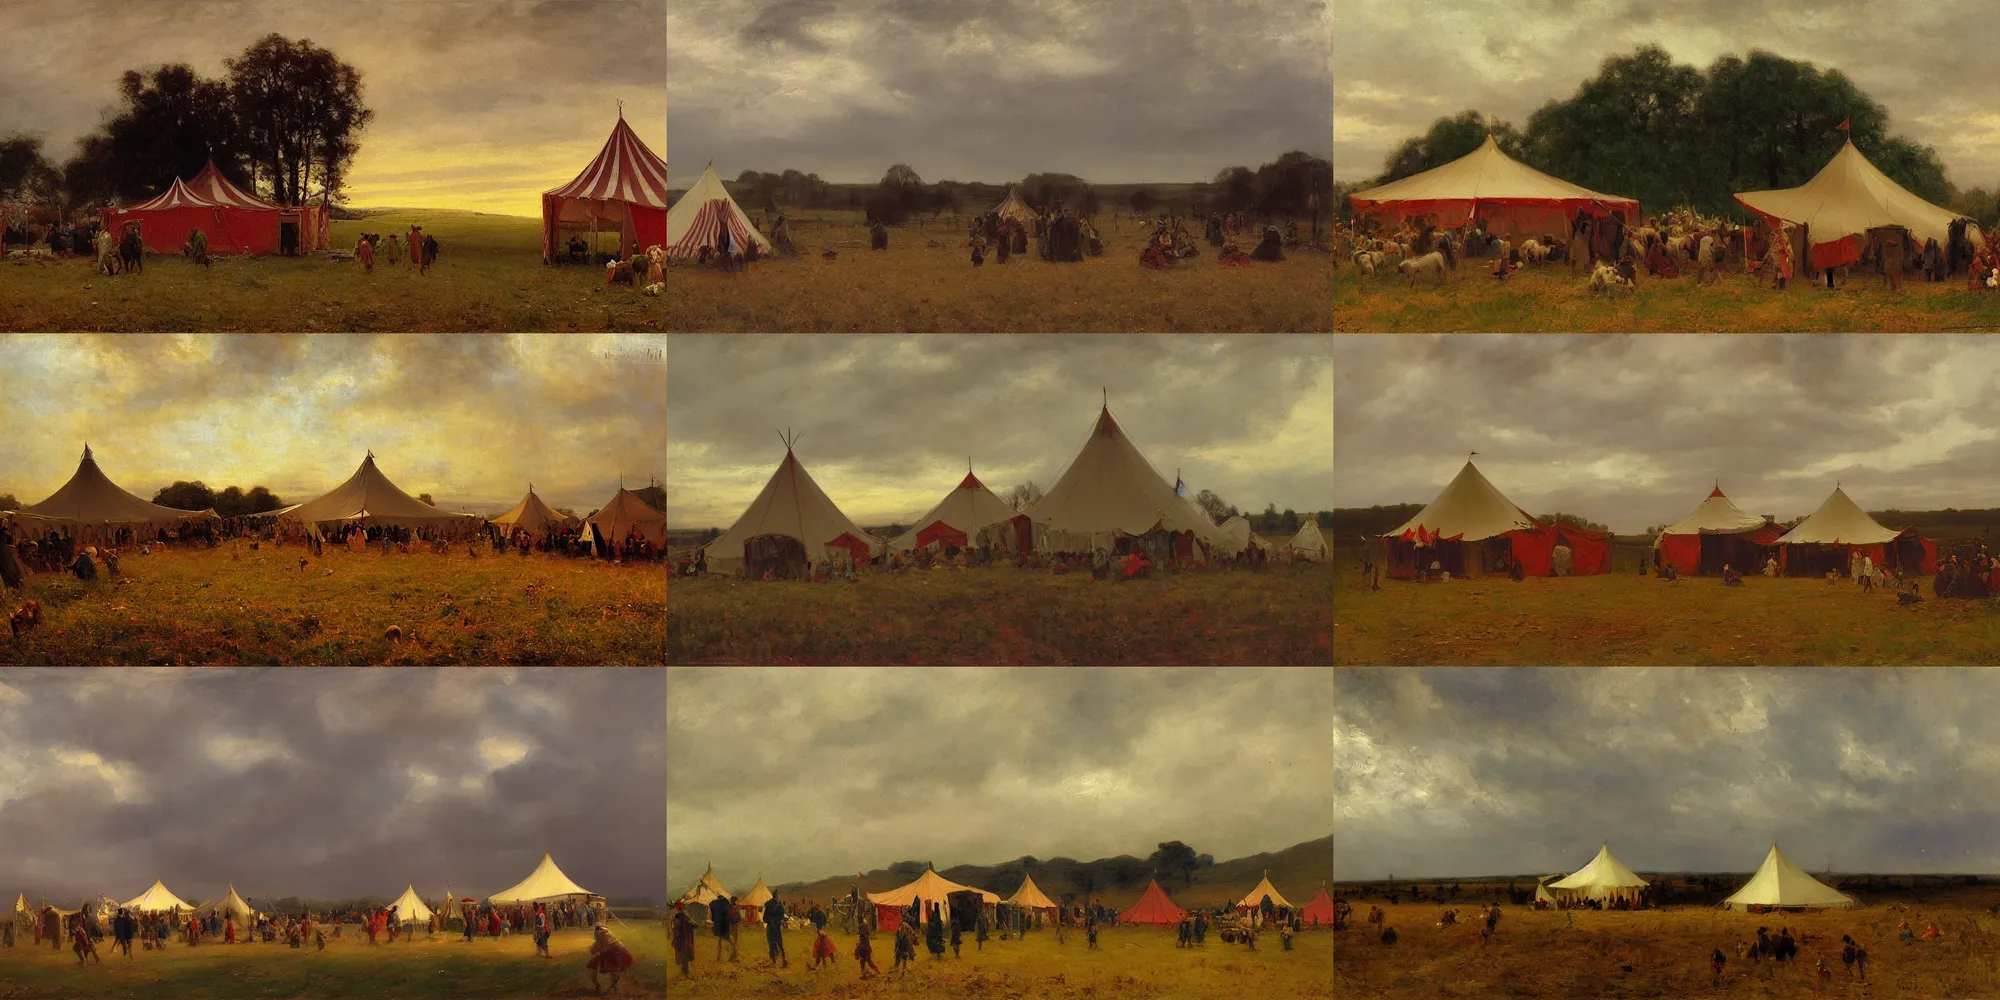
[667,0,1331,186]
[668,668,1332,893]
[666,334,1332,528]
[0,334,667,514]
[1335,0,2000,189]
[1335,335,2000,534]
[1335,668,2000,879]
[0,0,665,214]
[0,669,664,905]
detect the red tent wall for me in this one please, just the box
[874,904,902,932]
[827,533,873,565]
[914,521,967,549]
[1659,534,1701,575]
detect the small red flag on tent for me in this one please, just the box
[1836,118,1850,132]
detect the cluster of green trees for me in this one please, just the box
[0,34,371,216]
[1347,46,1998,228]
[149,482,289,517]
[718,151,1332,226]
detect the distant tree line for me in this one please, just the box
[0,34,372,217]
[1348,46,2000,228]
[710,151,1332,226]
[151,482,286,517]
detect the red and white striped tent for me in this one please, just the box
[543,112,669,262]
[665,161,771,260]
[103,161,326,255]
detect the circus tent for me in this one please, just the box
[543,111,669,262]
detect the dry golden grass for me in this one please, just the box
[1332,262,2000,332]
[1337,899,2000,998]
[668,924,1331,999]
[1335,566,2000,665]
[664,212,1333,331]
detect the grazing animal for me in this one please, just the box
[1587,263,1634,297]
[1398,251,1447,287]
[95,230,119,275]
[1520,239,1549,265]
[385,625,403,641]
[1352,250,1385,276]
[118,229,144,273]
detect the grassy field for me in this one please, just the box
[1336,897,2000,999]
[668,561,1334,664]
[0,541,665,665]
[668,923,1330,1000]
[0,924,664,1000]
[1334,562,2000,665]
[1332,262,2000,332]
[0,210,665,332]
[664,211,1334,332]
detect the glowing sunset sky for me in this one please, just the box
[0,335,667,516]
[0,0,665,216]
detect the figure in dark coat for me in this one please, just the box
[1251,225,1285,261]
[0,528,24,590]
[924,904,945,957]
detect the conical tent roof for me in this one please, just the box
[585,487,666,546]
[124,177,224,213]
[1660,486,1769,536]
[1286,521,1329,560]
[1300,883,1335,924]
[666,162,772,258]
[123,879,194,913]
[738,876,773,909]
[1384,461,1540,542]
[487,854,596,904]
[1350,136,1638,217]
[203,885,255,921]
[1235,871,1294,910]
[1721,843,1856,910]
[1119,879,1189,926]
[889,468,1018,552]
[22,444,218,530]
[546,115,670,209]
[1776,487,1901,545]
[991,187,1038,225]
[492,485,579,537]
[388,883,435,923]
[1735,141,1977,263]
[1015,405,1229,554]
[867,868,999,925]
[1534,877,1558,905]
[187,160,284,210]
[278,453,483,528]
[1005,874,1060,910]
[702,446,882,574]
[1549,843,1649,900]
[676,863,730,908]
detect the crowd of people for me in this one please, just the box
[11,897,633,992]
[674,530,1300,583]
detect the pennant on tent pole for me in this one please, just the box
[1836,117,1850,132]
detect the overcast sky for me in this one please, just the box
[669,667,1331,893]
[667,334,1333,529]
[0,0,665,215]
[1334,0,2000,190]
[0,334,667,516]
[1337,668,2000,880]
[0,668,664,906]
[1336,335,2000,535]
[666,0,1331,188]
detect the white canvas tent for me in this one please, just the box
[1004,874,1060,911]
[889,466,1017,553]
[123,879,195,913]
[1735,140,1981,270]
[1285,521,1329,561]
[866,868,998,927]
[585,487,666,547]
[990,187,1038,226]
[387,883,435,923]
[1215,515,1271,556]
[675,863,731,923]
[1007,403,1229,558]
[201,885,255,922]
[1659,486,1769,537]
[1775,487,1901,545]
[1720,843,1856,910]
[490,485,579,539]
[701,437,884,575]
[1534,877,1558,906]
[1384,461,1540,542]
[17,444,220,537]
[1234,871,1294,911]
[1348,135,1640,237]
[487,854,598,904]
[277,452,484,529]
[666,162,772,260]
[1548,843,1649,903]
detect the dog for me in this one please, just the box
[1587,263,1634,297]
